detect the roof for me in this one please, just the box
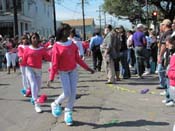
[62,18,95,27]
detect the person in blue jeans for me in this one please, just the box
[132,24,147,78]
[117,25,130,79]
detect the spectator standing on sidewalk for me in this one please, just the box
[69,28,84,59]
[172,19,175,36]
[127,30,135,68]
[101,24,116,84]
[157,19,173,89]
[4,38,18,74]
[118,25,130,79]
[0,35,4,70]
[132,24,147,79]
[89,29,103,71]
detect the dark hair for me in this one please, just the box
[168,35,175,46]
[14,35,19,41]
[118,25,125,33]
[56,23,71,41]
[21,34,28,40]
[70,28,76,36]
[127,30,133,34]
[94,29,100,35]
[106,24,112,31]
[49,35,55,39]
[30,32,40,43]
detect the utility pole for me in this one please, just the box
[146,0,149,27]
[96,6,103,34]
[13,0,18,36]
[81,0,86,41]
[109,17,113,26]
[104,11,106,26]
[52,0,57,36]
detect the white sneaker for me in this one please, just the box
[35,104,42,113]
[143,68,150,75]
[51,102,62,117]
[155,70,158,74]
[162,99,167,103]
[160,91,166,96]
[64,109,73,126]
[166,101,174,107]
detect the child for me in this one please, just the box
[69,28,84,59]
[22,32,51,113]
[5,38,18,74]
[167,36,175,105]
[50,23,94,126]
[18,35,31,97]
[44,36,56,87]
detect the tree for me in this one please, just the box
[149,0,175,21]
[103,0,175,24]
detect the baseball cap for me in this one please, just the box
[162,19,172,26]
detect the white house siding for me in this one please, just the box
[0,0,54,38]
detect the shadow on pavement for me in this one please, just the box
[77,85,89,88]
[79,79,106,83]
[117,82,159,86]
[73,119,169,129]
[0,84,10,86]
[74,106,121,111]
[41,86,60,89]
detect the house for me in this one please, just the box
[0,0,54,38]
[62,18,95,39]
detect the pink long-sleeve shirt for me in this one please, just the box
[18,44,29,66]
[50,40,89,80]
[168,54,175,86]
[23,45,51,69]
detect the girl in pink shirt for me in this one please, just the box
[167,36,175,102]
[50,23,94,126]
[22,33,51,113]
[18,35,31,97]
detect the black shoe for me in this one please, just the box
[156,86,166,90]
[137,75,143,79]
[105,81,113,84]
[97,69,101,72]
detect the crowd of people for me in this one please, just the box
[0,18,175,126]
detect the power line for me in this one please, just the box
[55,2,81,14]
[96,6,103,33]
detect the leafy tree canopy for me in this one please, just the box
[103,0,175,23]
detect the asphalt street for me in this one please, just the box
[0,58,174,131]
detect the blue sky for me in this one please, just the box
[55,0,132,29]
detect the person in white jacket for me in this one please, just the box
[69,28,84,59]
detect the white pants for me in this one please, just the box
[5,52,17,67]
[26,67,42,101]
[20,66,30,90]
[169,86,175,101]
[55,68,78,110]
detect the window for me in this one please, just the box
[17,0,22,12]
[0,0,3,11]
[25,23,28,31]
[6,0,12,12]
[20,22,23,35]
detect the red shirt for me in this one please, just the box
[50,41,89,80]
[168,54,175,86]
[18,44,29,66]
[23,45,51,69]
